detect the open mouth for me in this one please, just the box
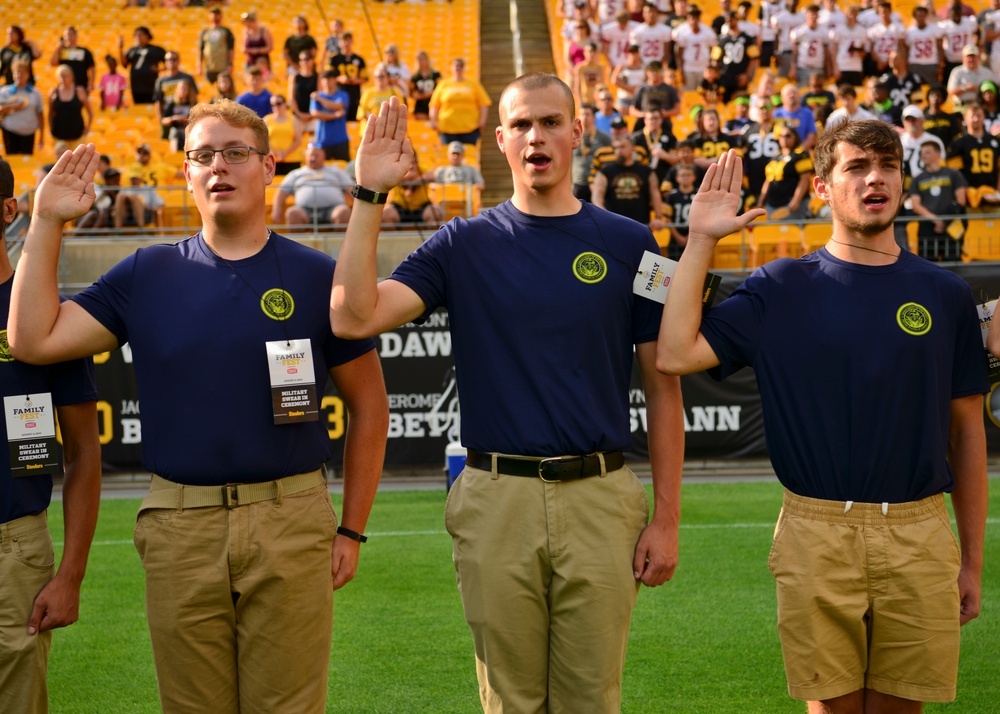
[210,184,235,193]
[862,194,888,207]
[527,153,551,169]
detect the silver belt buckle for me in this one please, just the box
[222,484,240,508]
[538,455,579,482]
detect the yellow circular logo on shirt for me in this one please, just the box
[896,302,932,336]
[261,289,295,321]
[573,252,607,284]
[0,330,13,363]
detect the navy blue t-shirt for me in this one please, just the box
[72,233,375,484]
[701,248,988,502]
[390,200,664,456]
[1,277,97,523]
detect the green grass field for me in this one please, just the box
[45,479,1000,713]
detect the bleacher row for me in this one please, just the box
[4,0,480,221]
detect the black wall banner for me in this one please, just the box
[91,267,1000,473]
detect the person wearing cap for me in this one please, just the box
[979,80,1000,131]
[127,143,183,189]
[428,57,492,146]
[909,138,967,260]
[0,155,101,714]
[326,32,367,124]
[119,26,166,104]
[423,140,486,198]
[660,123,986,714]
[283,16,317,78]
[900,104,946,181]
[722,94,753,135]
[672,5,717,91]
[592,115,650,184]
[824,84,878,129]
[382,44,411,99]
[712,11,760,100]
[571,103,612,200]
[197,8,235,85]
[948,102,1000,212]
[608,42,646,116]
[600,9,640,69]
[272,143,352,226]
[902,5,945,86]
[12,101,388,714]
[334,77,682,714]
[629,2,673,66]
[153,53,199,141]
[49,26,95,93]
[0,59,44,155]
[946,44,997,107]
[241,11,274,74]
[939,3,978,81]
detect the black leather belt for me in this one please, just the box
[465,450,625,482]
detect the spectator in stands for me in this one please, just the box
[241,11,273,74]
[410,50,441,121]
[948,45,997,108]
[0,154,101,714]
[162,79,196,153]
[982,81,1000,132]
[1,26,41,86]
[824,84,878,128]
[272,144,352,227]
[951,102,1000,211]
[939,2,978,81]
[384,160,445,225]
[357,64,405,132]
[900,104,946,180]
[429,58,492,146]
[127,142,183,188]
[594,89,622,134]
[788,4,830,87]
[882,50,920,107]
[909,139,967,260]
[423,141,486,195]
[289,52,318,124]
[663,163,697,259]
[310,70,351,161]
[985,0,1000,77]
[383,44,411,99]
[630,60,681,126]
[571,103,612,200]
[802,72,836,115]
[633,107,677,183]
[284,15,318,77]
[903,5,945,85]
[211,72,237,103]
[924,84,963,146]
[320,18,344,71]
[829,4,869,88]
[759,126,815,220]
[154,53,198,139]
[591,115,647,182]
[601,9,640,71]
[713,11,760,101]
[266,94,305,175]
[609,43,645,116]
[867,0,907,74]
[236,65,274,119]
[97,55,128,111]
[689,108,737,167]
[630,2,672,67]
[78,166,122,229]
[49,26,95,92]
[565,21,596,83]
[572,42,607,105]
[328,32,367,124]
[723,94,753,135]
[863,77,904,125]
[741,100,781,208]
[198,7,235,84]
[0,59,44,155]
[672,5,717,91]
[48,65,91,144]
[748,71,777,123]
[115,170,164,229]
[592,134,667,230]
[772,0,806,78]
[119,26,166,105]
[774,83,818,151]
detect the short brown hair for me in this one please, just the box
[499,73,575,120]
[813,119,903,181]
[184,100,270,154]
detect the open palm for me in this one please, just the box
[355,95,414,193]
[689,150,766,242]
[33,144,100,224]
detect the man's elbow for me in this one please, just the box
[654,347,698,376]
[8,336,57,366]
[330,309,376,341]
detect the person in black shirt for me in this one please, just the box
[924,85,963,147]
[119,26,166,104]
[592,134,667,229]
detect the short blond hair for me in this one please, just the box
[184,100,270,154]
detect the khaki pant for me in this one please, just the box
[445,465,649,714]
[134,480,338,714]
[0,512,54,714]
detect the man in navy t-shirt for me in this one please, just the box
[0,156,101,713]
[332,78,684,713]
[658,122,987,712]
[9,103,388,713]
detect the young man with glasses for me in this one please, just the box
[9,100,389,714]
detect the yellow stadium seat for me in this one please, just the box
[712,231,749,270]
[963,216,1000,261]
[749,222,804,268]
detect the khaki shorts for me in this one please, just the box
[768,490,961,703]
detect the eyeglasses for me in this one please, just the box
[165,56,179,62]
[271,99,285,106]
[299,56,313,62]
[779,133,795,139]
[185,146,267,166]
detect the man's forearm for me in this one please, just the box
[10,216,69,360]
[56,404,101,587]
[949,398,987,574]
[331,201,386,336]
[656,233,715,374]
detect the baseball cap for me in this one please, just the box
[209,6,222,13]
[982,81,998,94]
[136,143,151,154]
[447,141,465,154]
[902,105,924,120]
[963,44,979,57]
[103,167,121,181]
[734,95,750,106]
[0,157,14,197]
[241,11,256,20]
[610,116,628,129]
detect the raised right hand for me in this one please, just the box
[687,149,765,243]
[355,95,413,194]
[33,143,99,225]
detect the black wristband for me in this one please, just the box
[336,526,368,543]
[351,184,389,205]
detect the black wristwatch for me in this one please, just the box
[351,184,389,205]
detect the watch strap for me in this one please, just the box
[351,184,389,205]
